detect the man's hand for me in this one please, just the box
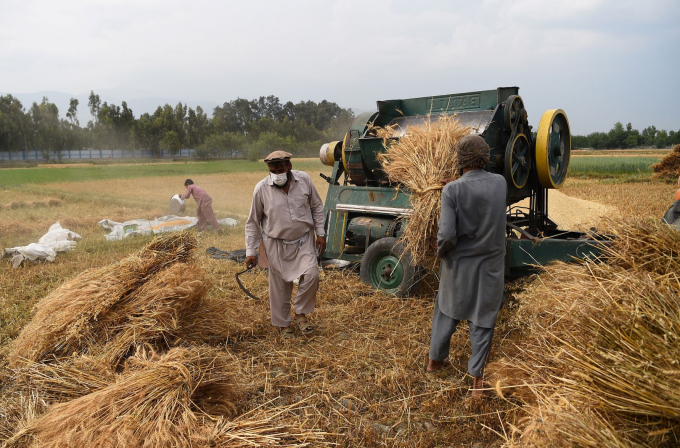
[440,178,454,186]
[316,235,326,256]
[245,256,257,269]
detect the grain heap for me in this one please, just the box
[1,232,324,447]
[376,115,471,269]
[651,144,680,179]
[495,218,680,446]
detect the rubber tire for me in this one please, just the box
[360,237,420,298]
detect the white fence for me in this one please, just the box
[0,149,196,162]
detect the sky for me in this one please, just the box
[1,0,679,134]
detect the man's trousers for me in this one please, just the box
[268,265,318,327]
[429,298,494,377]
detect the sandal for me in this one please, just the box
[293,316,314,335]
[280,326,295,339]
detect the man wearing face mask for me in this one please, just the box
[245,151,326,338]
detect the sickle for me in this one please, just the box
[235,266,261,300]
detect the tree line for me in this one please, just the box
[572,122,680,149]
[0,92,355,161]
[2,92,677,162]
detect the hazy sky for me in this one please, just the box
[1,0,679,134]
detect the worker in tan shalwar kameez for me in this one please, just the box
[245,151,326,338]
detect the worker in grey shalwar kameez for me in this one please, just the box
[427,135,507,398]
[245,151,326,338]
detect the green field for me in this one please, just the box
[568,156,659,179]
[0,159,323,186]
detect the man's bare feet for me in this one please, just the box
[426,358,444,372]
[471,375,485,398]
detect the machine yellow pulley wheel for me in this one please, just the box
[319,140,342,166]
[535,109,571,189]
[342,131,351,173]
[505,133,530,189]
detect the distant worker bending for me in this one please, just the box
[181,179,221,232]
[427,135,507,398]
[245,151,326,338]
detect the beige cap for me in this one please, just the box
[263,151,293,163]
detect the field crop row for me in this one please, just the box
[0,159,323,186]
[568,156,660,179]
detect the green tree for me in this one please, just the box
[641,126,657,146]
[0,95,30,157]
[30,97,64,161]
[88,91,101,124]
[196,132,246,158]
[656,130,669,149]
[186,106,210,148]
[66,98,79,127]
[160,130,181,155]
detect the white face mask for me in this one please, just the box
[270,171,288,186]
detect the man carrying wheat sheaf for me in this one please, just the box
[426,135,507,398]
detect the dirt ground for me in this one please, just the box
[0,167,676,446]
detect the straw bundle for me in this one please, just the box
[8,232,199,367]
[7,346,241,448]
[651,144,680,179]
[501,218,680,446]
[376,115,471,269]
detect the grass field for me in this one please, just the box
[0,158,324,187]
[0,154,676,446]
[568,155,661,179]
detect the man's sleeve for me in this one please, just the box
[437,186,457,258]
[245,185,264,257]
[180,186,192,200]
[308,177,326,236]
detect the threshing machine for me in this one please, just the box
[317,87,607,297]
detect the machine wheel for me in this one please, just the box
[505,133,530,189]
[360,237,419,297]
[536,109,571,189]
[504,95,526,131]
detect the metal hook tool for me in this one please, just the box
[235,265,261,300]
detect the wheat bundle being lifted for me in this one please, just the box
[377,114,471,269]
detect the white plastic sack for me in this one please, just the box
[98,215,238,241]
[38,222,81,252]
[3,222,82,268]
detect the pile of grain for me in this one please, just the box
[494,218,680,446]
[377,115,471,269]
[1,232,324,447]
[651,144,680,179]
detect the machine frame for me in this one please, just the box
[318,87,608,296]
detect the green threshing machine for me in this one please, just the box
[317,87,607,296]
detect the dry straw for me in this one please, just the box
[6,346,241,448]
[376,114,471,269]
[496,218,680,446]
[651,143,680,179]
[8,232,200,368]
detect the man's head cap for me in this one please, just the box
[455,135,490,169]
[264,151,293,163]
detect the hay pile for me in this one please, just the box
[1,232,324,447]
[8,232,201,367]
[495,218,680,446]
[651,144,680,178]
[7,347,239,447]
[377,115,471,269]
